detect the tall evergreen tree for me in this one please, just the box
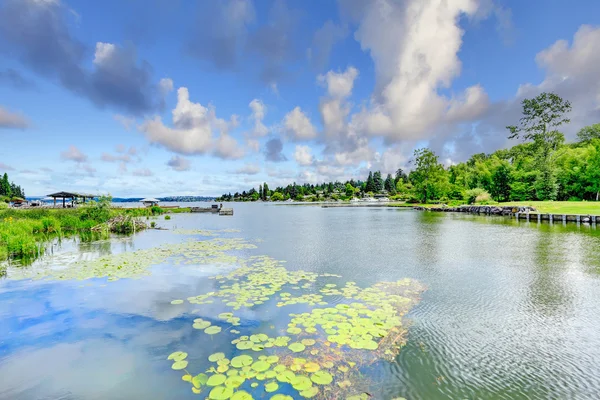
[0,173,11,197]
[365,171,375,193]
[373,171,383,192]
[384,174,395,193]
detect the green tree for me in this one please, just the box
[365,171,375,193]
[0,173,11,197]
[373,171,383,192]
[263,183,269,200]
[394,168,408,185]
[410,148,447,203]
[270,192,283,201]
[577,123,600,143]
[507,92,571,200]
[345,183,355,197]
[384,173,396,194]
[585,139,600,201]
[490,162,512,201]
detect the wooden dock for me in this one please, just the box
[190,207,219,213]
[515,212,599,224]
[219,208,234,216]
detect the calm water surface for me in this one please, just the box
[1,204,600,399]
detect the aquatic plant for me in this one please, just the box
[167,253,424,399]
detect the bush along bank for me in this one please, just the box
[0,197,153,264]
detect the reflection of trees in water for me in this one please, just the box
[413,212,443,268]
[526,232,573,317]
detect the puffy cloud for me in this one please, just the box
[234,164,260,175]
[293,145,314,166]
[342,0,489,141]
[318,66,358,99]
[60,145,88,163]
[282,107,317,140]
[158,78,174,95]
[249,99,268,137]
[138,87,243,159]
[186,0,255,69]
[214,133,245,160]
[264,138,287,162]
[0,106,30,129]
[0,0,170,116]
[166,155,191,172]
[132,168,153,177]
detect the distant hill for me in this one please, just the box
[26,196,215,203]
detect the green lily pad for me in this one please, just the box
[209,386,233,399]
[251,360,270,372]
[236,341,253,350]
[205,326,222,335]
[207,374,227,386]
[168,351,188,361]
[231,355,253,368]
[270,395,293,400]
[193,321,211,329]
[265,381,279,392]
[171,299,184,305]
[231,391,253,400]
[301,339,316,346]
[310,371,333,385]
[291,376,312,391]
[171,360,188,370]
[266,355,279,363]
[192,373,208,388]
[288,342,305,353]
[300,386,319,398]
[225,375,245,388]
[209,352,226,362]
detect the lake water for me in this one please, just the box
[1,204,600,400]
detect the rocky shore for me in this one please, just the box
[413,205,536,215]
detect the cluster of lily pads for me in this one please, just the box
[167,251,424,399]
[7,237,255,281]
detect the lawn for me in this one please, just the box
[499,201,600,215]
[389,201,600,215]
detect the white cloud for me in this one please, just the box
[317,66,358,98]
[166,155,191,171]
[0,106,30,129]
[158,78,174,95]
[282,107,317,140]
[249,99,268,137]
[60,145,88,163]
[138,87,243,159]
[344,0,489,141]
[293,145,314,166]
[234,163,260,175]
[213,133,245,159]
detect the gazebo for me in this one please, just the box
[47,192,98,208]
[140,198,160,207]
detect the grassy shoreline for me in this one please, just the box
[388,201,600,215]
[0,203,186,264]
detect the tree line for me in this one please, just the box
[0,172,25,202]
[218,93,600,203]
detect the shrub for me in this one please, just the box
[150,205,164,215]
[164,215,171,220]
[465,188,488,204]
[150,221,156,228]
[475,191,491,203]
[0,202,8,209]
[41,217,61,233]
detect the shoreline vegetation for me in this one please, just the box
[0,197,188,265]
[217,93,600,213]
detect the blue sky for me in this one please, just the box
[1,0,599,197]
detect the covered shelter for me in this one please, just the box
[140,198,160,207]
[47,192,98,208]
